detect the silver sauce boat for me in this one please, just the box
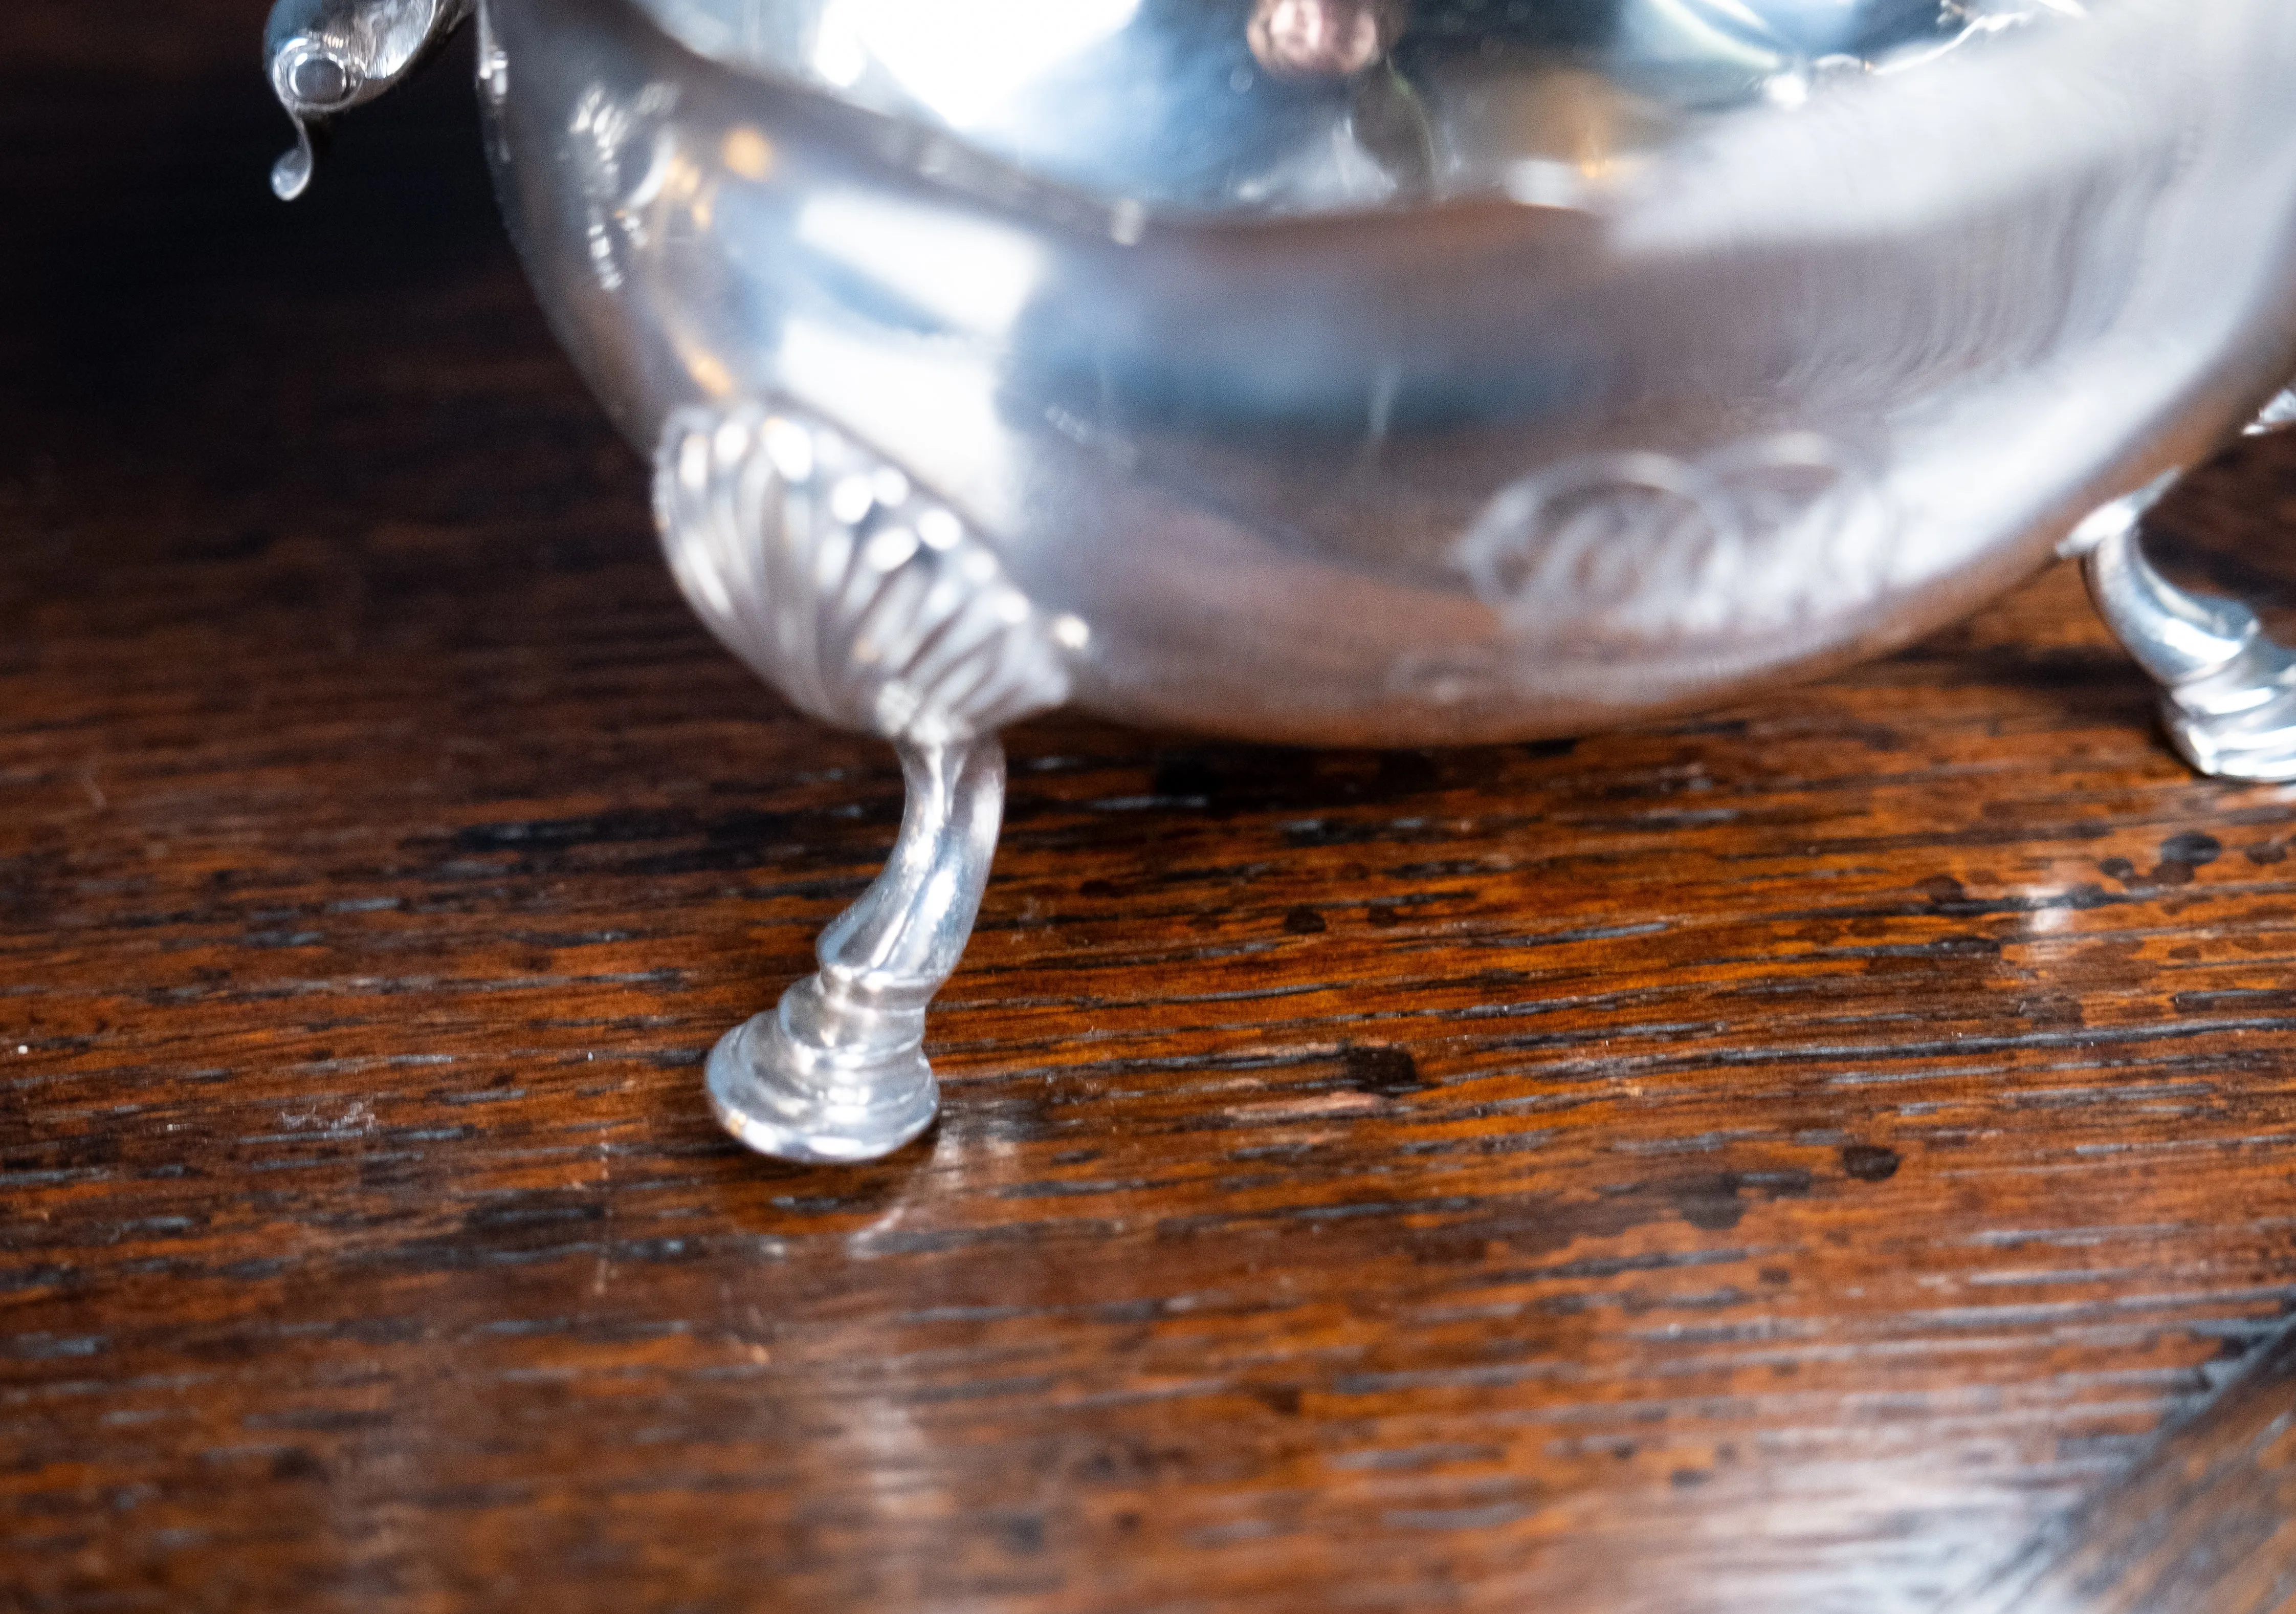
[264,0,2296,1161]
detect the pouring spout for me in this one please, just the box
[270,115,320,201]
[262,0,473,199]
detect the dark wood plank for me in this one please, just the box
[7,6,2296,1611]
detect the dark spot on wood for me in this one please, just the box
[459,1196,607,1237]
[270,1448,326,1484]
[1840,1145,1901,1183]
[1660,1170,1813,1232]
[1339,1044,1427,1099]
[1149,757,1222,807]
[2160,832,2222,868]
[1669,1469,1710,1489]
[2245,840,2288,865]
[1673,1191,1745,1232]
[990,1513,1047,1555]
[1375,751,1441,794]
[1283,906,1328,935]
[1365,904,1403,927]
[1918,874,1966,904]
[2169,987,2296,1016]
[1409,1231,1494,1266]
[2016,995,2085,1029]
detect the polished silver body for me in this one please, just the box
[267,0,2296,1161]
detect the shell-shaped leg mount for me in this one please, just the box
[2080,459,2296,783]
[655,402,1085,1162]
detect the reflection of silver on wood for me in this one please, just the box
[654,403,1078,1161]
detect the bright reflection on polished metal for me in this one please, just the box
[268,0,2296,1160]
[634,0,2079,210]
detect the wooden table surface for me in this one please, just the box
[7,8,2296,1611]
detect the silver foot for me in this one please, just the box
[707,737,1004,1163]
[655,402,1083,1163]
[2081,471,2296,783]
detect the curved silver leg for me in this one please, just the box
[2080,397,2296,781]
[655,402,1083,1162]
[2085,519,2296,781]
[707,737,1003,1163]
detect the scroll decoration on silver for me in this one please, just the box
[1455,432,1897,646]
[263,0,476,200]
[654,402,1084,1161]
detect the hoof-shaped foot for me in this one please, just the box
[692,736,1003,1165]
[705,1001,938,1165]
[2161,688,2296,783]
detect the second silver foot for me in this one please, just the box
[2083,509,2296,783]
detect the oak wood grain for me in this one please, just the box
[6,8,2296,1611]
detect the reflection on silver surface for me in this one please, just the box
[271,0,2296,1158]
[478,0,2296,749]
[631,0,2083,211]
[1248,0,1405,80]
[2248,387,2296,438]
